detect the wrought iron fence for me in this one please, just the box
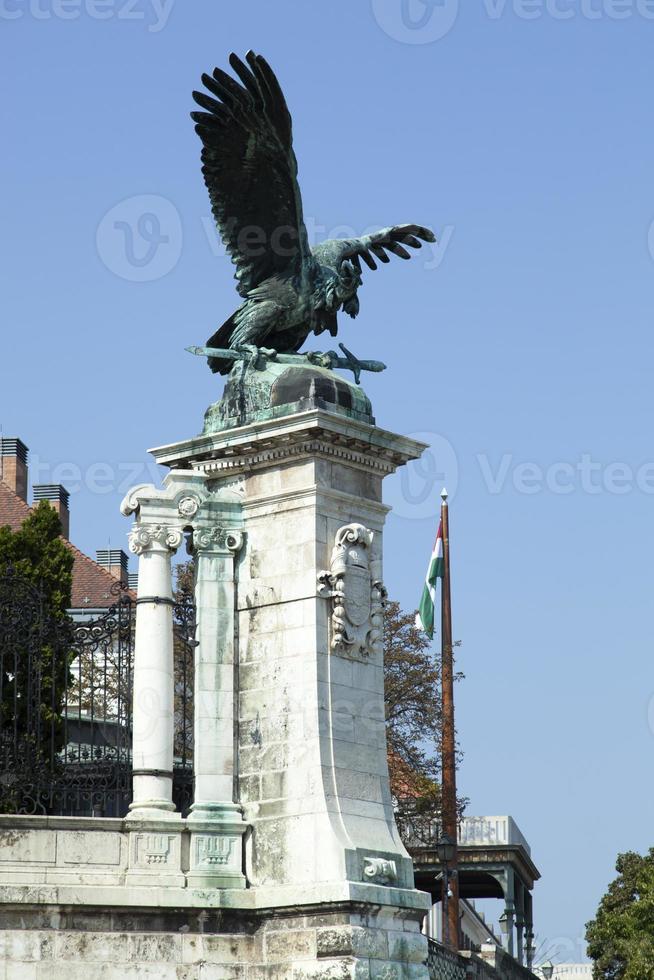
[0,567,194,817]
[395,798,441,848]
[427,939,467,980]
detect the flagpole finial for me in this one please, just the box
[441,487,448,502]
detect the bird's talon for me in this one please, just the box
[307,351,334,369]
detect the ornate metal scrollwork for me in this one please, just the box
[0,566,195,818]
[317,523,387,659]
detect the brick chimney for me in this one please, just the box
[33,484,70,539]
[0,438,28,501]
[96,549,129,586]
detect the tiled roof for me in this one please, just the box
[68,541,126,609]
[0,479,126,610]
[0,480,32,529]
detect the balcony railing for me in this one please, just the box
[458,816,531,855]
[427,939,467,980]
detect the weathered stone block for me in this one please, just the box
[0,930,44,962]
[58,832,122,867]
[0,830,56,865]
[195,934,254,965]
[52,931,133,962]
[265,928,317,961]
[387,930,429,965]
[129,933,182,962]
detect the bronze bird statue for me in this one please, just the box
[191,51,435,375]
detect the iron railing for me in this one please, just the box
[0,567,194,817]
[427,938,467,980]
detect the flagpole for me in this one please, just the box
[440,487,460,949]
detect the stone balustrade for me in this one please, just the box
[459,816,532,855]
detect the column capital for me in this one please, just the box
[192,526,244,555]
[129,523,184,556]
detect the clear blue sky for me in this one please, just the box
[3,0,654,961]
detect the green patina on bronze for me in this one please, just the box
[187,51,435,388]
[202,359,375,434]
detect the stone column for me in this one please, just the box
[127,522,183,818]
[186,525,247,888]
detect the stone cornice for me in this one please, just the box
[149,411,427,478]
[197,437,399,477]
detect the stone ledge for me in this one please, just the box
[0,880,431,915]
[149,409,427,476]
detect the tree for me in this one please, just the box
[586,849,654,980]
[0,501,73,614]
[0,503,74,804]
[383,601,466,843]
[172,562,195,764]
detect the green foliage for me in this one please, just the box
[172,562,195,762]
[384,601,442,792]
[0,501,73,616]
[586,849,654,979]
[0,502,74,783]
[383,601,466,840]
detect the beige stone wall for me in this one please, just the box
[0,906,429,979]
[231,452,413,892]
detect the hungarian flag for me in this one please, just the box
[416,519,444,638]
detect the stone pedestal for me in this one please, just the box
[0,362,436,976]
[147,361,432,977]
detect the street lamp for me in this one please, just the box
[436,834,457,948]
[540,962,554,980]
[436,833,456,864]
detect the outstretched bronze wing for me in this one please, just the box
[191,52,310,298]
[312,224,435,274]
